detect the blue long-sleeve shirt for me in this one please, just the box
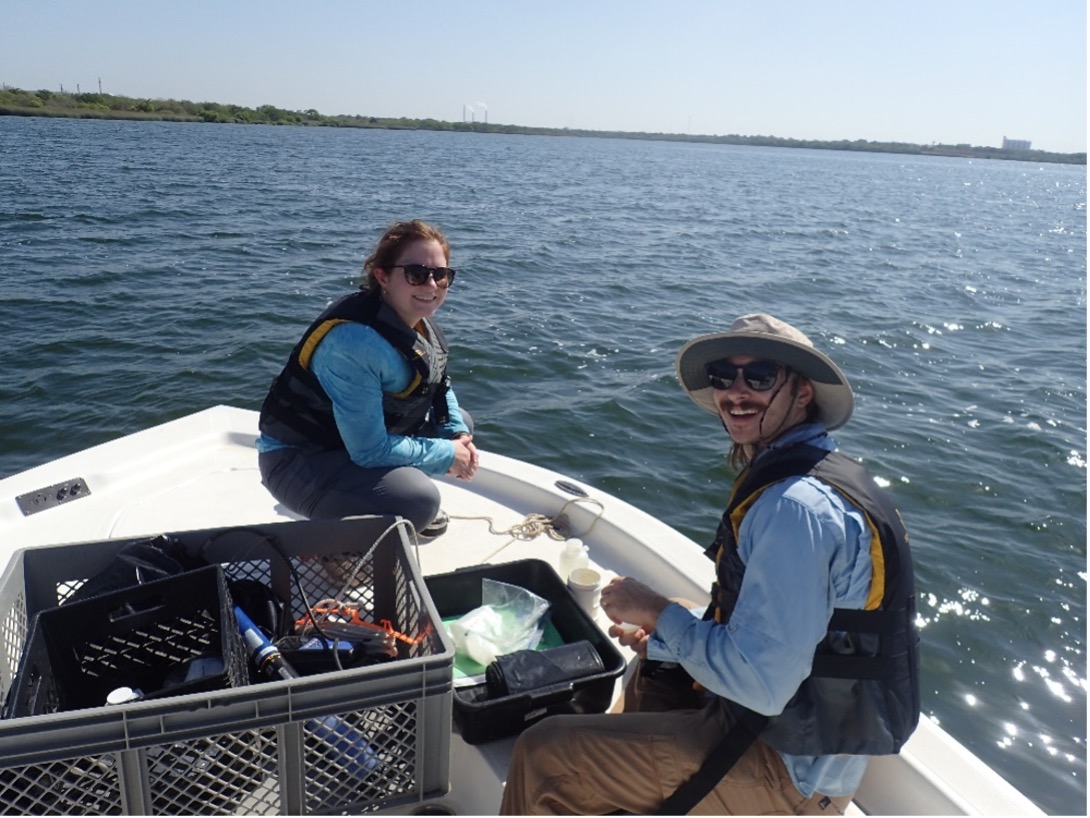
[647,423,873,797]
[257,321,469,474]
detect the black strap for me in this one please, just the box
[653,707,769,815]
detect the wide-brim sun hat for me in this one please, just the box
[675,313,855,430]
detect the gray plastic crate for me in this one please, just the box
[0,517,453,816]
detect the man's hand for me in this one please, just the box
[607,622,650,659]
[600,576,670,636]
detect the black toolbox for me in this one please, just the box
[424,559,626,745]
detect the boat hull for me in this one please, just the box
[0,406,1044,815]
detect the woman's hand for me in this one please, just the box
[448,434,478,480]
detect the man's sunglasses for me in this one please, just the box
[705,360,783,392]
[391,264,456,288]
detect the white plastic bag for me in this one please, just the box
[449,579,550,666]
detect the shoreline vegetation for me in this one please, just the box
[2,86,1084,165]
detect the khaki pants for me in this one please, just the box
[499,662,854,815]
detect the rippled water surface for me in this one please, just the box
[1,117,1085,814]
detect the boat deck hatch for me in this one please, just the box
[554,479,588,497]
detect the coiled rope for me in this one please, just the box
[449,495,606,553]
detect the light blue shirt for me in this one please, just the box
[257,321,469,474]
[647,423,873,797]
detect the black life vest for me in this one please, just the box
[258,288,451,451]
[708,443,920,756]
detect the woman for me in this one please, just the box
[257,219,477,536]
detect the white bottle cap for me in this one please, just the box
[106,686,143,705]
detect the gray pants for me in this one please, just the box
[258,414,471,530]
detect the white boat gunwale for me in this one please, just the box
[0,406,1045,816]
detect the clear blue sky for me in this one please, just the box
[3,0,1085,152]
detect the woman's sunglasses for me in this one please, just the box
[391,264,457,288]
[705,360,783,392]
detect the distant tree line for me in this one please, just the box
[1,86,1083,165]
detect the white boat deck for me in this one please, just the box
[0,406,1044,815]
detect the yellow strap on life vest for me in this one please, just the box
[298,319,350,370]
[722,480,886,613]
[861,510,885,611]
[299,318,427,400]
[390,368,423,399]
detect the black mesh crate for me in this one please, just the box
[6,565,248,718]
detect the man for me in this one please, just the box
[500,314,919,815]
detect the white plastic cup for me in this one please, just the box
[567,567,603,615]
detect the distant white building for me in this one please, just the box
[1002,137,1032,151]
